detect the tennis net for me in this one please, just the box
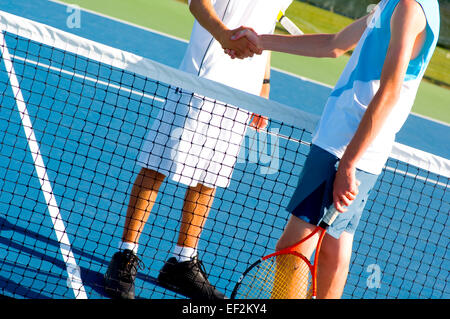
[0,11,448,299]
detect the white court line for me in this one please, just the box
[12,55,166,103]
[1,32,88,299]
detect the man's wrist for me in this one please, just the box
[339,155,357,172]
[216,27,231,47]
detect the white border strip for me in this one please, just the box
[390,143,450,179]
[0,10,448,178]
[1,32,87,299]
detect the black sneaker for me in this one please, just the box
[157,256,227,300]
[104,249,143,299]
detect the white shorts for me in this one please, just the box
[137,88,251,188]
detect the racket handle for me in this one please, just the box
[319,206,339,229]
[278,11,304,36]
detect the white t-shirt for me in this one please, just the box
[181,0,293,95]
[138,0,293,188]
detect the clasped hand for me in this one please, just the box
[221,26,262,59]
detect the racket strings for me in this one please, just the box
[235,255,313,299]
[272,254,313,299]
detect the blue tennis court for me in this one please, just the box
[0,0,448,300]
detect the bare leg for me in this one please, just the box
[275,215,353,299]
[176,183,216,249]
[275,214,318,256]
[156,183,225,300]
[272,215,319,299]
[316,231,354,299]
[121,167,165,244]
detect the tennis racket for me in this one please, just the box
[277,10,304,35]
[231,206,339,299]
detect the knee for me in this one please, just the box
[275,215,317,253]
[275,232,297,252]
[319,240,351,272]
[321,251,349,274]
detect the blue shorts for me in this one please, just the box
[286,145,379,239]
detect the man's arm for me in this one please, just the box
[189,0,258,58]
[333,0,427,212]
[231,13,370,58]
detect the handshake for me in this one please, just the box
[220,26,262,59]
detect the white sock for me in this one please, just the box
[172,245,197,262]
[118,241,139,254]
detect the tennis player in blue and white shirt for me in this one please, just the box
[230,0,440,298]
